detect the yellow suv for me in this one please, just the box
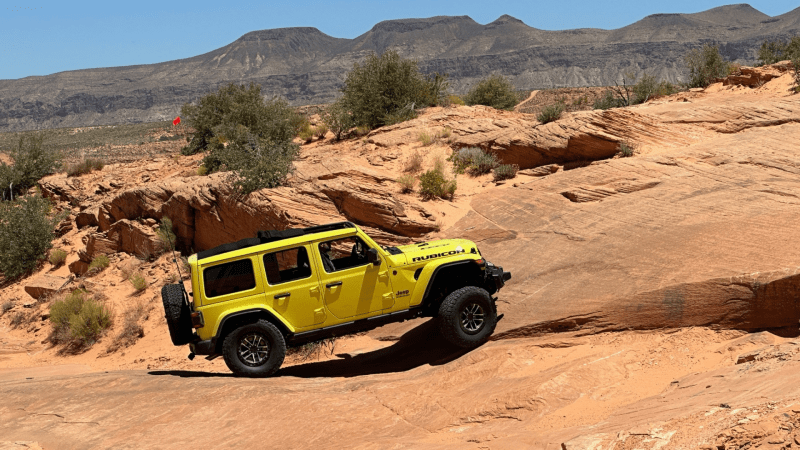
[161,222,511,377]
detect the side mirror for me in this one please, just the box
[367,248,380,266]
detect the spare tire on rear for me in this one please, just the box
[161,284,195,346]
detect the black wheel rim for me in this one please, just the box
[238,332,270,366]
[460,302,485,335]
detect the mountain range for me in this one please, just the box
[1,3,799,132]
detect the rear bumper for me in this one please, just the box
[190,339,215,355]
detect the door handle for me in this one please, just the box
[274,293,291,299]
[326,281,343,288]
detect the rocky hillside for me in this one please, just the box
[1,4,800,132]
[1,63,800,449]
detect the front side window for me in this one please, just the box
[264,246,312,285]
[318,236,370,273]
[203,259,256,298]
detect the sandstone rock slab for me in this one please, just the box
[24,275,67,300]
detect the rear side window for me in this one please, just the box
[203,259,256,298]
[264,247,312,285]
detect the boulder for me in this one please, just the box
[107,219,161,259]
[78,232,120,263]
[75,207,100,228]
[24,275,68,300]
[68,260,89,276]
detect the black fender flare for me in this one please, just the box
[420,260,485,312]
[213,308,290,354]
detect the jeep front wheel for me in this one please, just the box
[222,320,286,377]
[437,286,497,348]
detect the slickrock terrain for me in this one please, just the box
[1,63,800,449]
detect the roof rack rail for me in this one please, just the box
[196,222,358,261]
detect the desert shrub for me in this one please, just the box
[404,151,424,173]
[321,100,354,141]
[685,44,731,88]
[155,216,177,253]
[449,147,499,175]
[2,301,13,315]
[130,272,147,291]
[0,134,62,199]
[196,165,208,176]
[418,131,434,146]
[49,248,68,267]
[107,302,146,353]
[419,166,456,200]
[436,127,452,140]
[66,158,104,177]
[448,95,465,106]
[758,37,800,66]
[397,174,416,193]
[493,164,519,182]
[10,312,26,328]
[298,123,315,143]
[594,91,625,110]
[537,103,565,124]
[618,141,637,157]
[464,74,518,111]
[87,254,110,275]
[314,124,328,139]
[287,338,338,361]
[180,83,302,194]
[50,290,111,347]
[0,194,63,280]
[340,50,449,129]
[353,125,371,137]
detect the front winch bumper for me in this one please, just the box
[485,261,511,290]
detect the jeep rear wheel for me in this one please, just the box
[161,284,195,346]
[437,286,497,348]
[222,320,286,377]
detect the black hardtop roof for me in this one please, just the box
[196,221,356,261]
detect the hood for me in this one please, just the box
[393,238,479,266]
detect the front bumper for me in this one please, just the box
[485,261,511,291]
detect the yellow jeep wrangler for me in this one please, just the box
[161,222,511,377]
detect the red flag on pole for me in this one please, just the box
[173,116,181,126]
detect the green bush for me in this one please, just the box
[463,74,518,111]
[49,249,68,266]
[537,103,565,124]
[448,95,465,106]
[314,124,328,139]
[449,147,499,175]
[419,167,456,200]
[493,164,519,182]
[66,158,104,177]
[179,83,302,194]
[130,272,147,291]
[0,134,61,199]
[0,194,63,280]
[298,123,315,143]
[418,131,434,146]
[321,100,354,141]
[88,254,110,274]
[593,91,625,110]
[397,174,416,193]
[618,141,637,157]
[156,216,177,252]
[50,290,111,347]
[340,50,449,129]
[685,44,731,88]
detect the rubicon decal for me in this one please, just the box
[412,249,465,262]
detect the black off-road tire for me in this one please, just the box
[437,286,497,349]
[222,320,286,378]
[161,284,194,346]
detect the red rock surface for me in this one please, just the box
[2,64,800,449]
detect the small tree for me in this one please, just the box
[340,50,447,129]
[463,74,518,111]
[321,100,354,141]
[0,194,63,280]
[757,37,800,66]
[684,44,731,88]
[0,134,61,199]
[180,83,302,193]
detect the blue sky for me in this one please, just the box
[1,0,797,80]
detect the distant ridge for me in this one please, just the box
[0,3,799,132]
